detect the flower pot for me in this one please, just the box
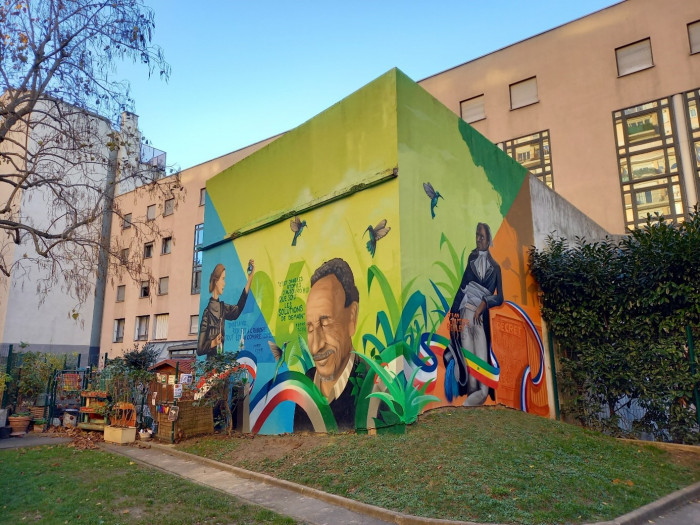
[8,415,32,436]
[104,425,136,445]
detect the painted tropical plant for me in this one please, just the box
[355,265,439,428]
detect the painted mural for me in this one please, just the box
[197,69,550,434]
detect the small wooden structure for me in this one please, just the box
[149,359,213,442]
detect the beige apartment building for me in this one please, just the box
[100,0,700,359]
[99,137,277,361]
[419,0,700,234]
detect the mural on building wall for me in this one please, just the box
[197,68,550,435]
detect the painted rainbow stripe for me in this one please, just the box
[249,371,337,434]
[461,348,499,390]
[237,350,257,388]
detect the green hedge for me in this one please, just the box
[529,210,700,443]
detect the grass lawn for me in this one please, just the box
[178,406,700,525]
[0,443,296,524]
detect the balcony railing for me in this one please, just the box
[140,143,166,172]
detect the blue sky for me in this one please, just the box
[123,1,621,171]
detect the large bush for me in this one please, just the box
[530,211,700,443]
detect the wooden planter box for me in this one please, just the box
[104,425,136,445]
[155,400,213,442]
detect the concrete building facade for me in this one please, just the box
[418,0,700,234]
[0,106,146,365]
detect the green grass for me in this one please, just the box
[178,407,700,525]
[0,444,295,525]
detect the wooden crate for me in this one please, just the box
[155,400,213,442]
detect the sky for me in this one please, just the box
[121,1,622,172]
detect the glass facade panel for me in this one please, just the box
[192,223,203,294]
[503,130,553,189]
[686,89,700,202]
[613,97,685,229]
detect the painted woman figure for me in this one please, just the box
[447,223,503,406]
[197,260,255,357]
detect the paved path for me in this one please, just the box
[103,443,396,525]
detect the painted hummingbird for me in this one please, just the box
[423,182,444,219]
[290,216,307,246]
[364,219,391,257]
[267,340,289,384]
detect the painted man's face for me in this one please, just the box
[476,225,490,251]
[306,275,358,383]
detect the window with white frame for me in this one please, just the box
[158,276,169,295]
[189,314,199,334]
[140,281,150,298]
[134,315,149,341]
[162,236,172,255]
[122,213,132,229]
[113,318,125,343]
[153,313,169,340]
[509,77,538,110]
[116,285,125,302]
[164,198,175,216]
[460,94,485,124]
[616,38,653,76]
[689,21,700,55]
[144,242,154,258]
[146,204,156,221]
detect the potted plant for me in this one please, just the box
[102,346,156,444]
[14,351,63,408]
[8,410,32,436]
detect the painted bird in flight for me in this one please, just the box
[423,182,444,219]
[290,216,307,246]
[267,340,289,385]
[364,219,391,257]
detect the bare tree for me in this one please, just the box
[0,0,177,305]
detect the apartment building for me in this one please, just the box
[418,0,700,234]
[99,0,700,360]
[99,137,278,361]
[0,108,145,366]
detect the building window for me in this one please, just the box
[113,318,125,343]
[122,213,132,229]
[616,38,653,77]
[200,188,206,206]
[158,276,169,295]
[192,223,203,294]
[164,198,175,216]
[146,204,156,221]
[502,130,554,189]
[189,314,199,334]
[689,20,700,55]
[135,315,149,341]
[686,88,700,202]
[153,313,169,340]
[509,77,538,110]
[613,97,685,229]
[116,285,125,302]
[162,236,172,255]
[144,242,154,259]
[119,248,129,265]
[140,281,150,298]
[460,94,485,124]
